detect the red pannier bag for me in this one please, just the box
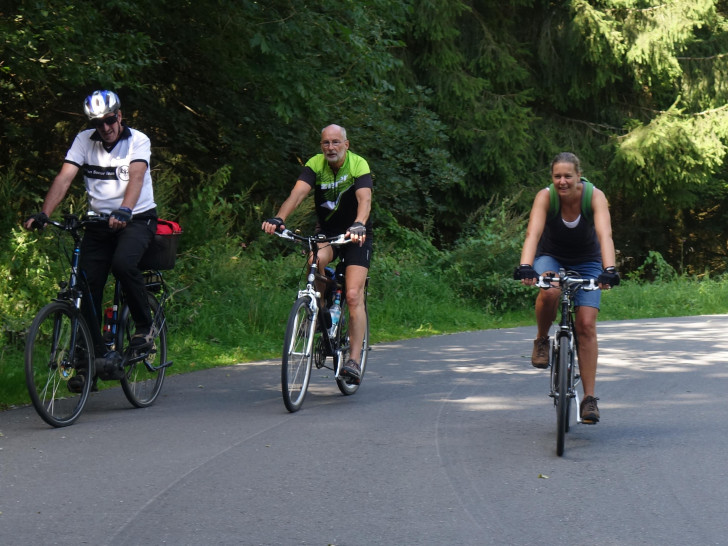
[139,219,182,270]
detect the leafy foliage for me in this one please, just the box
[4,0,728,374]
[444,195,532,311]
[626,250,678,282]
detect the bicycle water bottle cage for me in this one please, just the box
[335,260,347,280]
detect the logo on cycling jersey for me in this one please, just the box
[320,174,348,191]
[116,165,130,181]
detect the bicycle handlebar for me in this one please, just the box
[45,213,108,230]
[275,228,352,246]
[535,270,600,291]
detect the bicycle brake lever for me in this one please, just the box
[535,276,555,289]
[276,229,295,240]
[330,234,350,245]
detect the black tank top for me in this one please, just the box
[537,202,601,265]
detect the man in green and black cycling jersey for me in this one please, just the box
[262,124,372,384]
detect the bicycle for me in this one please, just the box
[274,228,370,412]
[24,213,173,427]
[535,268,599,456]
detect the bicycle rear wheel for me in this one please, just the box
[335,297,369,395]
[556,335,570,456]
[25,302,94,427]
[119,294,167,408]
[282,296,315,412]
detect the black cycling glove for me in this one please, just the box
[26,212,49,230]
[348,221,366,238]
[266,217,284,231]
[513,264,538,281]
[597,267,620,286]
[110,207,132,223]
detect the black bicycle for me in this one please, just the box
[536,268,599,456]
[275,228,370,412]
[24,213,172,427]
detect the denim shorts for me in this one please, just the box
[533,255,602,310]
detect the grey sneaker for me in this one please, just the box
[531,336,549,368]
[67,371,98,393]
[580,395,600,424]
[341,359,361,385]
[67,371,86,394]
[130,328,153,351]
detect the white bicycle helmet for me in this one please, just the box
[83,90,121,119]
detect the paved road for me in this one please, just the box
[1,316,728,545]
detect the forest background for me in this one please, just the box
[3,0,728,407]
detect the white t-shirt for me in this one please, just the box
[64,125,156,215]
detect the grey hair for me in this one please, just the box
[551,152,581,173]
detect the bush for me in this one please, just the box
[443,195,531,311]
[627,250,677,283]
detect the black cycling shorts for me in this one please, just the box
[332,237,373,269]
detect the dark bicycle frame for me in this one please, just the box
[46,213,172,372]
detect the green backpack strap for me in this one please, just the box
[548,183,559,219]
[547,178,594,222]
[580,177,594,223]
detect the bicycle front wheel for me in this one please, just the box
[556,335,570,456]
[120,294,167,408]
[25,301,94,427]
[335,298,369,395]
[281,296,315,412]
[564,339,575,434]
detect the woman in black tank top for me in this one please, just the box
[515,152,620,424]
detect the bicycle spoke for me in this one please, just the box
[120,294,167,408]
[25,303,93,427]
[281,297,314,412]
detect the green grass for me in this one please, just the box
[4,245,728,412]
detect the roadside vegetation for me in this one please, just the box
[2,194,727,410]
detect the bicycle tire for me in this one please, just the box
[281,296,315,412]
[25,301,94,427]
[564,338,575,434]
[549,339,557,405]
[335,297,369,395]
[120,294,167,408]
[556,334,570,456]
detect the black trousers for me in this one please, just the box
[79,211,157,353]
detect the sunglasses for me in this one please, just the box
[92,115,118,128]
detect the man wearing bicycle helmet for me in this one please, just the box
[24,90,157,389]
[514,152,619,424]
[262,124,372,384]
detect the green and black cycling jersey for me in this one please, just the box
[299,150,373,236]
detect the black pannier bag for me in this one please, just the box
[139,219,182,270]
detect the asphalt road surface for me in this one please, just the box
[1,316,727,546]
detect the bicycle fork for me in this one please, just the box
[550,328,581,421]
[569,333,583,425]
